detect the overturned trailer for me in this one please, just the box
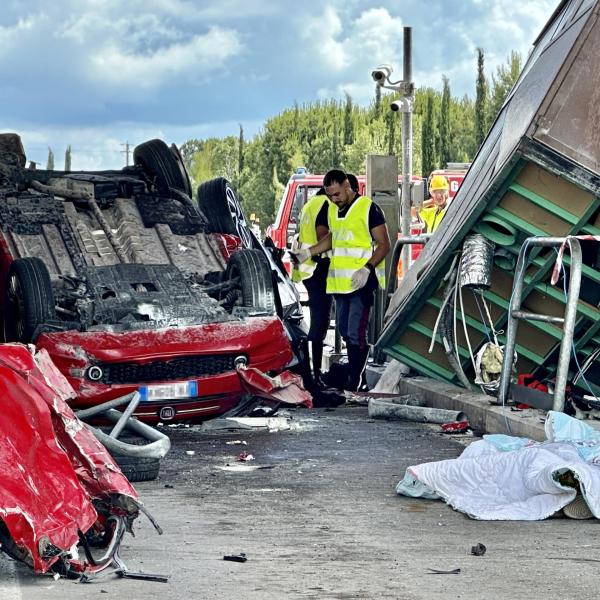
[377,0,600,408]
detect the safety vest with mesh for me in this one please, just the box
[326,195,385,294]
[292,194,330,283]
[420,205,447,233]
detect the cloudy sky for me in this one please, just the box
[0,0,558,170]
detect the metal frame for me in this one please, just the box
[497,236,582,412]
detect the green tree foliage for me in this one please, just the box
[46,147,54,170]
[420,90,435,177]
[64,145,72,172]
[180,49,519,228]
[343,92,354,145]
[475,47,488,148]
[488,51,522,125]
[439,76,451,168]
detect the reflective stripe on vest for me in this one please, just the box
[326,195,385,294]
[292,195,330,283]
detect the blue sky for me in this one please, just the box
[0,0,558,170]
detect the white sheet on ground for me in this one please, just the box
[396,411,600,520]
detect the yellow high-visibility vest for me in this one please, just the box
[420,205,447,233]
[326,196,385,294]
[292,195,329,283]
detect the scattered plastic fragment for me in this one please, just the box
[237,452,254,462]
[226,440,248,445]
[470,543,487,556]
[185,450,195,456]
[441,420,470,433]
[426,568,461,575]
[223,553,247,563]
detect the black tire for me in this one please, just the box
[226,249,276,314]
[197,178,253,248]
[112,453,161,483]
[4,257,56,343]
[133,139,192,197]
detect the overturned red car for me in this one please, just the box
[0,134,310,423]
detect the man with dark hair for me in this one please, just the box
[291,169,390,391]
[291,187,332,387]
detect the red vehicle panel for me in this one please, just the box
[0,135,308,423]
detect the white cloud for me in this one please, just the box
[90,27,242,88]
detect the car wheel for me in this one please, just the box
[226,248,276,314]
[197,178,254,248]
[4,257,56,343]
[133,139,192,197]
[111,453,161,483]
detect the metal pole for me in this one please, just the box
[400,27,413,273]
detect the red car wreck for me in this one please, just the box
[0,343,155,578]
[0,134,311,423]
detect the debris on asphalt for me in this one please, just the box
[226,440,248,445]
[368,398,467,424]
[441,420,471,434]
[216,464,276,472]
[426,568,461,575]
[237,452,255,462]
[470,543,487,556]
[223,553,247,563]
[185,450,196,456]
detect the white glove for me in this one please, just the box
[290,235,300,253]
[289,247,311,265]
[351,266,370,290]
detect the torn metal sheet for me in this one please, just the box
[237,366,313,409]
[0,344,149,576]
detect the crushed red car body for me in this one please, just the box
[0,343,144,575]
[0,134,311,423]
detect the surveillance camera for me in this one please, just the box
[371,65,393,84]
[390,98,412,113]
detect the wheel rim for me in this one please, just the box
[6,273,26,341]
[225,186,253,247]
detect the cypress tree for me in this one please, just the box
[64,145,72,172]
[421,92,435,176]
[439,76,451,168]
[343,92,354,145]
[47,148,54,170]
[475,48,488,147]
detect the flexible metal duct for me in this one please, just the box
[460,234,495,289]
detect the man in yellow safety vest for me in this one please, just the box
[291,187,332,387]
[420,174,450,233]
[290,170,390,391]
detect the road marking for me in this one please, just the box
[0,554,22,600]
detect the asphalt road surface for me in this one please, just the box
[2,405,599,599]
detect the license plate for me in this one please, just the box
[138,381,198,402]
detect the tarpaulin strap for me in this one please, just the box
[551,235,600,285]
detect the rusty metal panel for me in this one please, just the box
[533,10,600,174]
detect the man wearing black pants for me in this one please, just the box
[291,170,390,391]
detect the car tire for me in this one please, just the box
[226,248,276,314]
[197,178,253,248]
[111,453,161,483]
[4,257,56,343]
[133,139,192,197]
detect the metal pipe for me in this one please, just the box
[554,237,582,412]
[109,391,141,439]
[75,392,137,420]
[498,236,583,413]
[400,27,413,273]
[511,311,565,325]
[368,397,466,423]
